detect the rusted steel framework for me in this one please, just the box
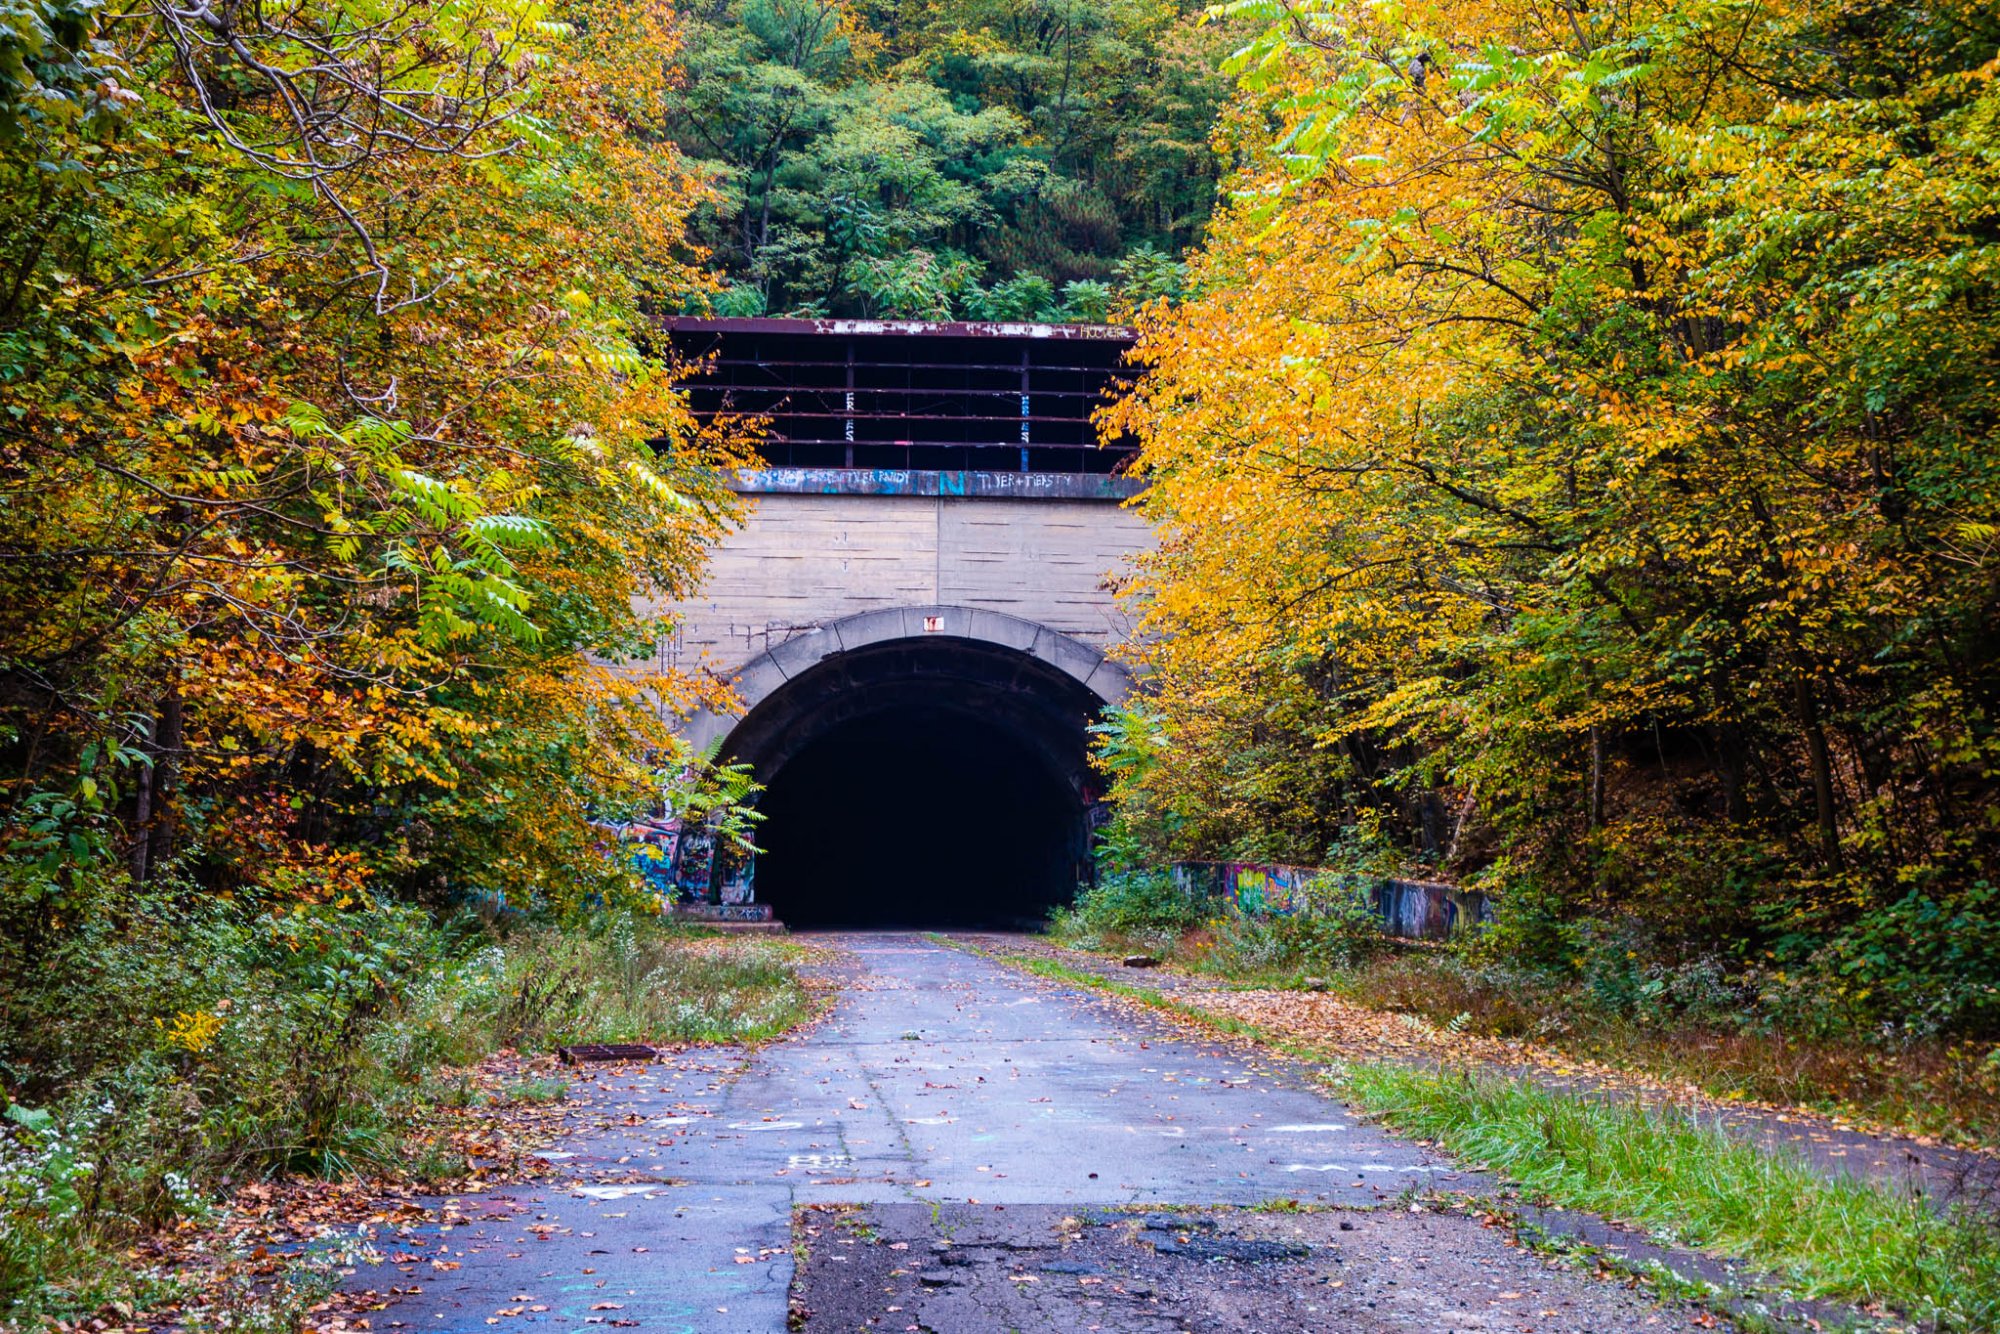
[661,317,1140,475]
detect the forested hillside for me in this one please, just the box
[0,0,774,1317]
[1095,0,2000,1041]
[663,0,1231,319]
[5,0,2000,1322]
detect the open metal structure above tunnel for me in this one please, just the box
[659,316,1140,476]
[643,318,1156,928]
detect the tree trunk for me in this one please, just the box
[128,749,153,885]
[1793,674,1841,869]
[1588,726,1606,830]
[148,685,184,876]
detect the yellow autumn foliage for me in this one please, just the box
[1104,0,2000,1028]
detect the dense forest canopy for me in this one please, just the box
[1101,0,2000,1038]
[663,0,1232,320]
[0,0,759,945]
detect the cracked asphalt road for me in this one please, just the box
[337,934,1720,1332]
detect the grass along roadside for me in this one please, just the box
[1113,939,2000,1149]
[972,944,2000,1332]
[1046,879,2000,1148]
[1313,950,2000,1151]
[498,918,820,1049]
[0,906,818,1329]
[1351,1066,2000,1332]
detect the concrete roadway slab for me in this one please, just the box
[335,935,1487,1332]
[791,1202,1734,1333]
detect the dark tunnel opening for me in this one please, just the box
[751,703,1088,928]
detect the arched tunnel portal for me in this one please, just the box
[700,610,1128,928]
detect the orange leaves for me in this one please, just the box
[0,0,745,925]
[1098,0,2000,933]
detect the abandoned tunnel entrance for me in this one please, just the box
[754,706,1082,927]
[718,634,1106,929]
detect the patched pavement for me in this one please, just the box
[792,1202,1722,1332]
[335,935,1726,1332]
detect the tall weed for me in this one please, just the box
[1344,1065,2000,1331]
[0,890,808,1323]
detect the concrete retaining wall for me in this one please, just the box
[1169,861,1493,940]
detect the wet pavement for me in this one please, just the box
[962,932,2000,1210]
[335,935,1729,1332]
[791,1202,1729,1333]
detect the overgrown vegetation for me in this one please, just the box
[1095,0,2000,1060]
[1054,869,1387,974]
[1049,869,1205,951]
[1342,1065,2000,1332]
[0,899,809,1323]
[1050,879,2000,1142]
[665,0,1238,319]
[1326,949,2000,1146]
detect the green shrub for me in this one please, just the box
[1200,875,1388,976]
[0,889,808,1323]
[1049,869,1204,948]
[1792,882,2000,1040]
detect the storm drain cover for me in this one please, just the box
[557,1043,658,1064]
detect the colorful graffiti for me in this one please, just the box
[668,902,775,923]
[674,828,717,901]
[596,814,760,911]
[1372,878,1489,939]
[1169,862,1492,940]
[716,837,756,905]
[617,818,682,899]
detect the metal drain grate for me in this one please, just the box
[557,1043,659,1064]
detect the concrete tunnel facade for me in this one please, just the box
[683,608,1132,926]
[642,318,1155,927]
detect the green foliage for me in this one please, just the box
[0,891,808,1322]
[0,1103,102,1309]
[1786,882,2000,1041]
[1203,877,1389,975]
[1085,703,1181,872]
[1101,0,2000,1039]
[0,0,748,947]
[1050,868,1204,947]
[670,751,769,862]
[668,0,1239,318]
[1342,1064,2000,1331]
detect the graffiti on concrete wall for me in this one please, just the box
[718,844,757,905]
[623,820,681,899]
[1169,861,1492,941]
[1372,878,1489,939]
[595,815,761,911]
[668,902,775,923]
[674,828,717,902]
